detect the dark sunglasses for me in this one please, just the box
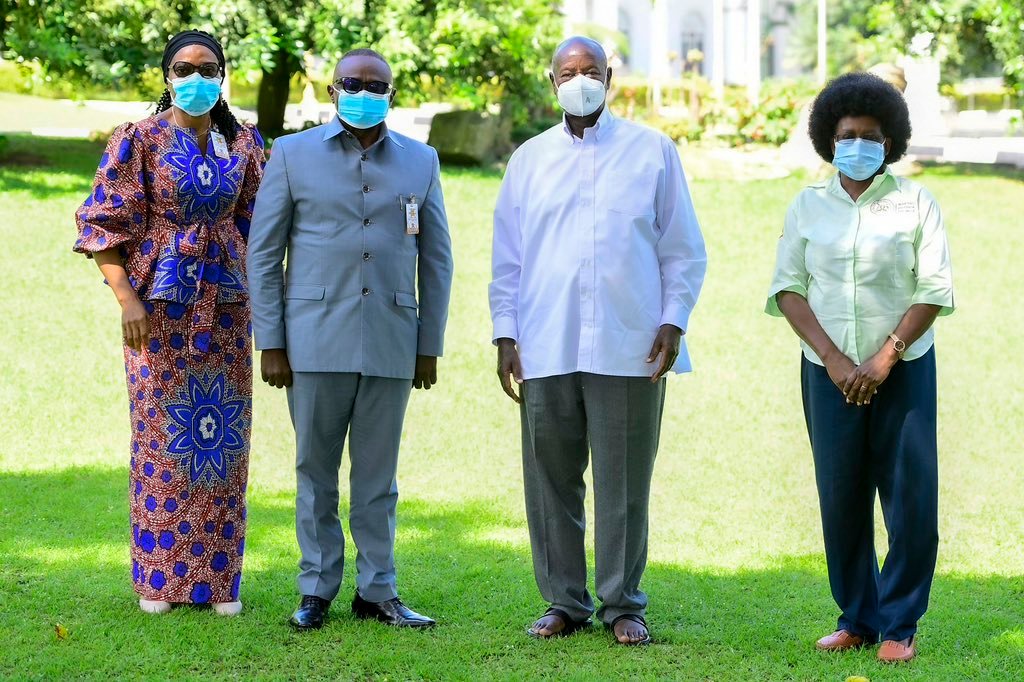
[333,77,393,95]
[171,61,222,79]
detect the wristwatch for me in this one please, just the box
[888,333,906,359]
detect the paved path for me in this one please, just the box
[910,136,1024,169]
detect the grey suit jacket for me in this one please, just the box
[247,117,454,379]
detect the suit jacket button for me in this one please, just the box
[362,287,371,296]
[362,184,370,193]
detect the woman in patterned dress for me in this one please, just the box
[73,30,264,615]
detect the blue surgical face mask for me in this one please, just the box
[337,90,390,129]
[169,72,222,117]
[832,138,886,181]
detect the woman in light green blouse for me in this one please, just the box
[766,72,954,664]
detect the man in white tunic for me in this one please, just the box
[489,37,707,645]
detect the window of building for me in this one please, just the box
[680,12,706,76]
[617,6,632,69]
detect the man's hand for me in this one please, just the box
[413,355,438,390]
[496,338,523,403]
[120,295,151,352]
[646,324,682,382]
[261,349,293,389]
[842,346,898,406]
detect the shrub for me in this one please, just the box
[646,117,704,143]
[607,76,815,147]
[705,79,818,146]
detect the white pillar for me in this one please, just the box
[747,0,761,103]
[711,0,725,97]
[817,0,827,84]
[902,56,949,137]
[222,64,232,104]
[650,0,669,113]
[593,0,618,27]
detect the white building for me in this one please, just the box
[561,0,805,100]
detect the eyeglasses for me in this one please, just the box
[834,133,886,144]
[333,77,393,96]
[171,61,222,79]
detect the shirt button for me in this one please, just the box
[362,252,371,261]
[362,288,371,296]
[363,218,372,226]
[362,184,370,193]
[361,153,368,161]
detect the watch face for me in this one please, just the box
[894,340,906,352]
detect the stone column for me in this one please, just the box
[650,0,670,113]
[901,55,949,138]
[747,0,761,103]
[712,0,725,97]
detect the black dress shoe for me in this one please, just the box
[351,593,436,628]
[290,595,330,630]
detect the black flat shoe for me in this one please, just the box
[526,607,592,639]
[290,595,330,630]
[351,593,436,628]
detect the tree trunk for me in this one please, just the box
[256,50,295,137]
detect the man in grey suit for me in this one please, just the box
[248,48,453,630]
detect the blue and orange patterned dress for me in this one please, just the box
[74,115,264,604]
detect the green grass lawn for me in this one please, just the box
[1,133,1022,680]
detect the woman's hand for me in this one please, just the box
[823,350,857,396]
[843,347,898,406]
[120,295,151,351]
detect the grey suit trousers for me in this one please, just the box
[287,371,411,602]
[520,372,666,624]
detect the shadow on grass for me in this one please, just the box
[0,134,104,199]
[1,466,1021,679]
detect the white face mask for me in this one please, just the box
[556,74,606,117]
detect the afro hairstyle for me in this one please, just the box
[807,72,912,165]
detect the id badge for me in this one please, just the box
[405,195,420,235]
[210,131,230,159]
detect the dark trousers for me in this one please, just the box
[520,373,666,624]
[801,348,939,642]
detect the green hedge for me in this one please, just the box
[610,76,817,146]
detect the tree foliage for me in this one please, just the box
[974,0,1024,93]
[0,0,564,134]
[1,0,182,84]
[784,0,1023,94]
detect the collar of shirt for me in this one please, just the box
[825,165,897,203]
[321,115,406,150]
[559,105,617,145]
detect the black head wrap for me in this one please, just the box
[161,29,226,76]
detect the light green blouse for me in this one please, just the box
[766,169,955,366]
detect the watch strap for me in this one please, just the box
[888,332,906,358]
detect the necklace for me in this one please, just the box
[170,107,211,137]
